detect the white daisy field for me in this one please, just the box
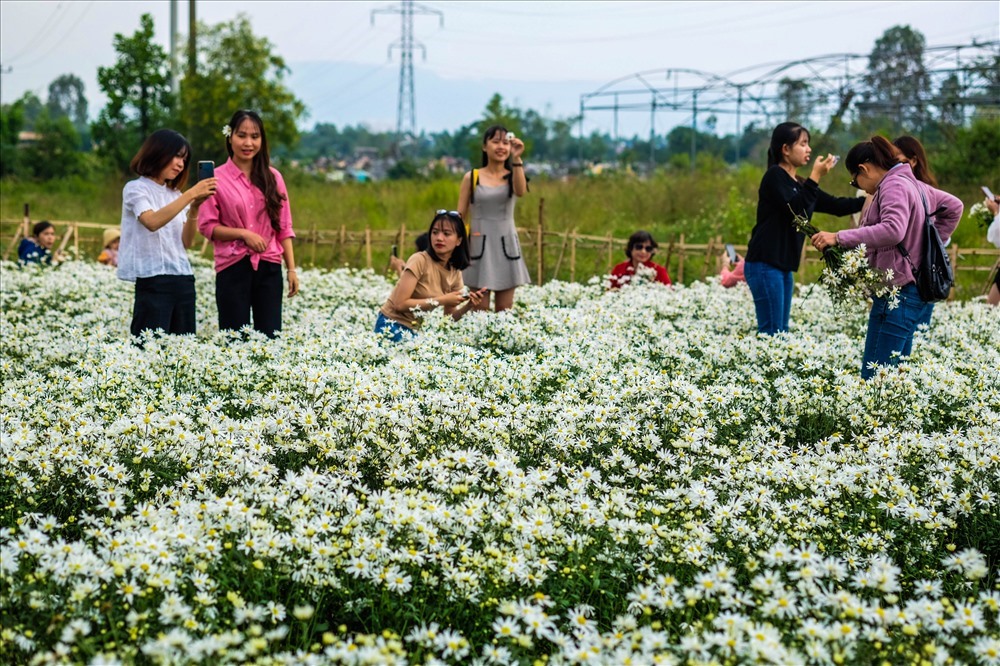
[2,259,998,665]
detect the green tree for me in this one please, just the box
[47,74,90,149]
[22,109,83,180]
[468,94,524,164]
[0,99,26,177]
[778,78,811,124]
[859,25,929,132]
[14,92,44,131]
[92,13,174,173]
[179,13,306,164]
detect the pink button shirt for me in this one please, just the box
[198,159,295,272]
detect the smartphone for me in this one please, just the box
[726,243,737,264]
[983,186,996,200]
[391,244,398,258]
[197,161,214,181]
[830,155,840,167]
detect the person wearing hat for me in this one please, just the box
[98,227,121,267]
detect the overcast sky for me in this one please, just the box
[1,1,997,137]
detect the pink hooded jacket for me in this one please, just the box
[837,163,962,287]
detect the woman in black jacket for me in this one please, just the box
[743,122,864,334]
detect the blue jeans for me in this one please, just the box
[743,261,794,335]
[374,312,415,342]
[861,283,934,379]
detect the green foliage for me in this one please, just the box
[0,99,25,178]
[387,159,421,181]
[46,74,90,148]
[179,13,307,163]
[20,109,84,180]
[92,13,175,174]
[860,25,930,132]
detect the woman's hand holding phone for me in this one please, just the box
[190,177,218,204]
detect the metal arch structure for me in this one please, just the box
[579,41,1000,165]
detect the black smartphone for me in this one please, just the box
[391,244,398,258]
[726,243,737,264]
[197,161,214,181]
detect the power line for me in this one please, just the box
[2,1,68,64]
[18,2,95,71]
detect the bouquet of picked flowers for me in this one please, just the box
[790,206,899,309]
[969,201,994,229]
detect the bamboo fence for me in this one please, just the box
[4,200,999,298]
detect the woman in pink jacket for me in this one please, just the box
[811,136,962,379]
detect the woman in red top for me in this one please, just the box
[609,230,672,289]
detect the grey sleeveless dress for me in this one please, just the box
[463,182,531,291]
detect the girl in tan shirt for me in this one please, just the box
[375,210,485,341]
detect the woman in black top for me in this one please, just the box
[743,122,864,334]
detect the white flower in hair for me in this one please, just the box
[221,125,232,138]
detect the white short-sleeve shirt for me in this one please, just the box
[117,177,194,281]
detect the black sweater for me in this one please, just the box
[745,166,864,272]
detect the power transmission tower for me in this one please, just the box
[372,1,443,152]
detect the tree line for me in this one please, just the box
[1,15,996,184]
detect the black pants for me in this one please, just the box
[216,257,283,338]
[131,274,196,337]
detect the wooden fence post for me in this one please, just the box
[552,227,571,280]
[2,203,29,260]
[677,233,685,283]
[536,198,545,284]
[569,229,578,283]
[365,227,372,269]
[339,225,346,266]
[310,218,317,267]
[399,222,406,258]
[701,235,719,279]
[57,224,75,257]
[663,238,675,279]
[606,232,613,274]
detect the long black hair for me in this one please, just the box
[471,125,515,203]
[767,122,810,169]
[893,135,938,187]
[424,211,470,271]
[226,110,286,232]
[130,129,192,190]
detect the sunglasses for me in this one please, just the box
[633,244,656,252]
[435,209,463,219]
[849,161,868,189]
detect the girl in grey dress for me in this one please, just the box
[458,125,531,312]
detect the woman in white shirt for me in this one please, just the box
[118,129,216,336]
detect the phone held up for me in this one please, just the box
[983,185,996,201]
[391,244,398,258]
[197,161,215,181]
[726,243,738,265]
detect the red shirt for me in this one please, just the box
[198,159,295,272]
[609,260,672,289]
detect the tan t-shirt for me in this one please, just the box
[380,251,464,329]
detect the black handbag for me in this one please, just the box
[897,187,953,303]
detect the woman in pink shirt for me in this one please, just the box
[198,110,298,338]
